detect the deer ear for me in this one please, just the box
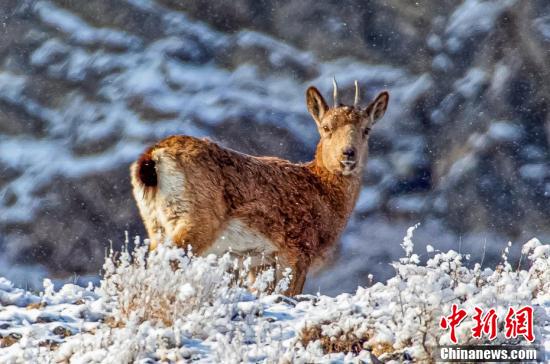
[306,86,328,126]
[365,91,389,125]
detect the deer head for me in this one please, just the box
[306,80,389,176]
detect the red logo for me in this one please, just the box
[439,305,535,344]
[439,304,468,344]
[471,307,498,341]
[504,306,535,342]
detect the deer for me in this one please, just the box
[130,80,389,295]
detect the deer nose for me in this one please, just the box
[342,147,356,160]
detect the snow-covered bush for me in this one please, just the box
[0,229,548,363]
[99,237,240,326]
[296,227,549,362]
[98,235,293,325]
[52,237,292,362]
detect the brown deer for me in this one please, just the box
[130,80,389,295]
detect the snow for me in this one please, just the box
[534,15,550,40]
[432,53,453,72]
[438,120,526,191]
[487,121,523,143]
[355,187,382,214]
[445,0,516,52]
[490,62,512,96]
[34,1,142,50]
[0,229,548,363]
[388,194,427,214]
[235,31,317,70]
[400,224,419,260]
[453,68,487,99]
[0,0,548,336]
[519,163,548,181]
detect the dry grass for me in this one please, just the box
[98,241,286,328]
[0,333,21,348]
[299,322,394,358]
[26,302,46,310]
[99,243,212,326]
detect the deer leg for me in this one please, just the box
[146,221,163,251]
[293,268,307,295]
[286,265,307,296]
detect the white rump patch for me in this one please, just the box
[152,149,190,236]
[153,149,186,199]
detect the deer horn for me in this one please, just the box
[332,77,339,107]
[354,80,360,107]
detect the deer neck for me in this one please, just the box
[308,143,363,216]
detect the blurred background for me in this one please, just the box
[0,0,548,295]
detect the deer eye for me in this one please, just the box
[363,127,371,136]
[323,126,330,133]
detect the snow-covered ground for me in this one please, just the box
[3,0,548,297]
[1,228,548,363]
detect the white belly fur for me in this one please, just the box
[206,219,278,266]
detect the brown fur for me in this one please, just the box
[130,85,389,295]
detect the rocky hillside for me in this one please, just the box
[0,0,548,292]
